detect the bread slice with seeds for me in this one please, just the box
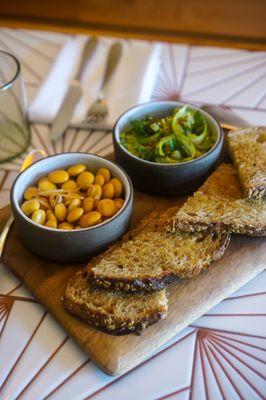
[85,208,230,293]
[63,270,168,335]
[172,163,266,237]
[227,127,266,199]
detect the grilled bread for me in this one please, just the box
[63,271,168,335]
[227,127,266,199]
[85,208,230,293]
[172,163,266,237]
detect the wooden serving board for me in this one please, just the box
[0,191,265,376]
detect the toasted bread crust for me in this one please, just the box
[84,270,179,292]
[172,163,266,237]
[63,295,166,335]
[86,232,230,292]
[85,207,230,293]
[174,220,266,237]
[63,271,168,335]
[227,127,266,199]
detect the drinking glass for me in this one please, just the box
[0,50,30,163]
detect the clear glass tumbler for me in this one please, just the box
[0,50,30,163]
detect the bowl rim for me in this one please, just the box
[113,100,223,168]
[11,152,133,233]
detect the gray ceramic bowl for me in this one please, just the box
[11,153,133,263]
[113,101,223,195]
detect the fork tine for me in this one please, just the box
[85,102,108,122]
[84,42,122,125]
[85,113,105,123]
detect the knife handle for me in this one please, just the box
[75,36,98,81]
[101,42,123,91]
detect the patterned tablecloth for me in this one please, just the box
[0,28,265,400]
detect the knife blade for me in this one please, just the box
[50,37,98,141]
[0,149,46,258]
[201,104,248,131]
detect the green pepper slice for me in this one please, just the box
[188,118,208,144]
[156,135,177,157]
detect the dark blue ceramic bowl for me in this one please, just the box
[113,101,223,195]
[11,153,133,263]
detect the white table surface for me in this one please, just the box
[0,28,265,400]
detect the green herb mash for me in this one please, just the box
[120,106,216,164]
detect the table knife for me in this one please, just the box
[0,149,46,259]
[201,104,248,131]
[50,37,98,141]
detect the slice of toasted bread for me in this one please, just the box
[84,208,230,292]
[172,163,266,237]
[227,127,266,199]
[63,271,168,335]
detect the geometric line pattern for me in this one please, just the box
[0,28,265,400]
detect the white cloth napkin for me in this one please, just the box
[29,36,162,130]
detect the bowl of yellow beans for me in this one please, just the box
[11,153,133,262]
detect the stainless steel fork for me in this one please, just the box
[85,42,123,123]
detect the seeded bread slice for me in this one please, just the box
[227,127,266,198]
[227,127,266,199]
[63,271,168,335]
[85,208,230,292]
[172,163,266,237]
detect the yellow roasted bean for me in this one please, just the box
[68,197,81,210]
[114,198,125,210]
[31,209,46,225]
[23,186,39,200]
[110,178,123,197]
[102,182,115,199]
[97,199,116,218]
[94,174,105,186]
[49,170,69,184]
[80,211,102,228]
[77,171,94,189]
[68,164,86,176]
[38,196,51,210]
[58,222,74,230]
[21,199,40,216]
[38,179,57,193]
[21,162,124,230]
[64,192,81,206]
[67,207,84,223]
[96,168,110,183]
[82,197,94,213]
[87,184,102,200]
[61,180,78,191]
[38,176,48,185]
[54,203,67,221]
[49,194,57,208]
[46,210,57,223]
[45,219,57,229]
[49,194,63,208]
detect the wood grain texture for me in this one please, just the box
[0,192,265,376]
[1,0,266,50]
